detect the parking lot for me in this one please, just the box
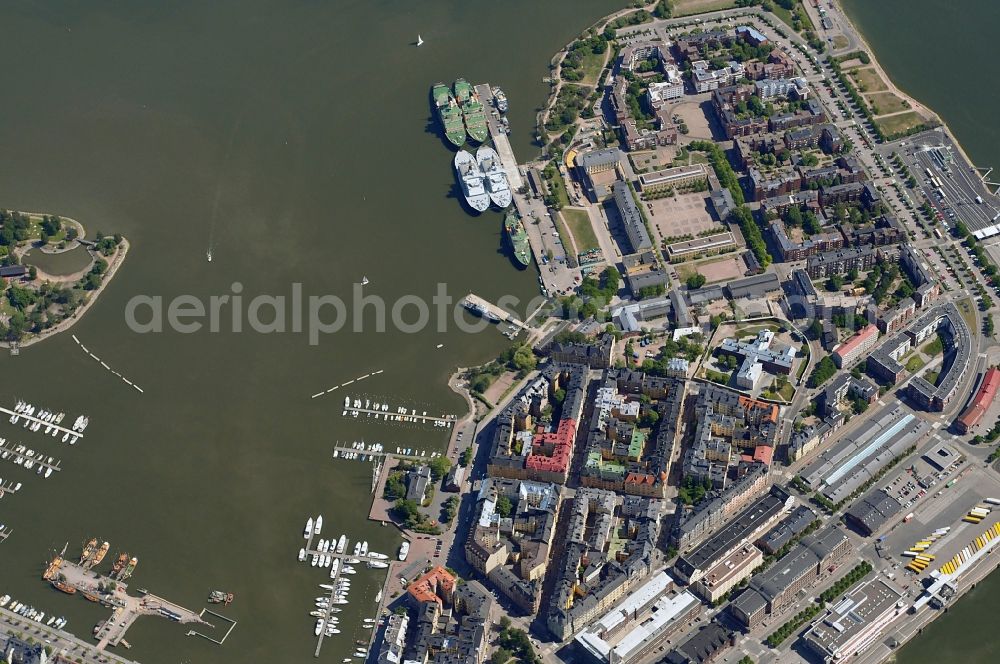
[897,132,1000,233]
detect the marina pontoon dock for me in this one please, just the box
[463,293,528,329]
[299,530,391,658]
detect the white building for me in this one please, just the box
[647,66,684,106]
[574,572,701,664]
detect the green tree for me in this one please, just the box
[428,455,452,481]
[496,495,513,518]
[686,273,707,289]
[491,649,513,664]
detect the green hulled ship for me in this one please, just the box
[454,78,489,143]
[432,82,466,147]
[503,210,531,268]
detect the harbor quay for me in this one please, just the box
[42,555,209,651]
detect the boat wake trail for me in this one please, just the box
[72,335,144,394]
[310,369,383,399]
[206,116,244,263]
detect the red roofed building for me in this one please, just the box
[752,445,774,466]
[956,367,1000,434]
[525,418,577,483]
[407,565,457,608]
[624,471,668,497]
[833,324,879,368]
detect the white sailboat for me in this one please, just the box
[416,35,424,47]
[207,249,212,263]
[361,276,369,286]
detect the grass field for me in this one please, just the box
[905,355,926,372]
[547,171,571,208]
[561,208,600,252]
[876,111,925,136]
[957,297,978,331]
[673,0,738,17]
[925,370,940,386]
[770,3,814,33]
[578,50,607,88]
[849,67,888,92]
[868,92,909,116]
[832,35,850,50]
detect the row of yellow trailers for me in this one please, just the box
[905,553,935,573]
[938,521,1000,576]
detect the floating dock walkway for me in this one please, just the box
[341,399,456,426]
[0,406,85,441]
[310,369,384,400]
[0,440,62,475]
[463,293,528,329]
[72,335,144,393]
[187,609,237,644]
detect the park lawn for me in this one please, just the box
[921,336,944,356]
[849,67,888,93]
[578,49,607,88]
[547,171,571,208]
[905,355,926,372]
[867,92,909,116]
[924,370,940,386]
[876,111,926,137]
[674,0,738,18]
[561,209,600,253]
[675,263,696,281]
[832,35,850,50]
[770,2,814,33]
[774,381,795,401]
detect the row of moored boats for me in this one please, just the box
[0,594,68,630]
[10,401,87,444]
[1,440,56,478]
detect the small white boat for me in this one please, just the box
[315,620,323,636]
[315,515,324,535]
[361,276,369,286]
[368,561,389,569]
[416,35,423,47]
[360,541,369,556]
[304,517,314,539]
[298,548,306,562]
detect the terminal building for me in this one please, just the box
[800,578,905,663]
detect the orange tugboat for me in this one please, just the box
[51,580,77,595]
[110,553,129,578]
[82,591,101,603]
[79,538,97,565]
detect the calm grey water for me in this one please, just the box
[840,1,1000,661]
[0,1,622,662]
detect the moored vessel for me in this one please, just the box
[503,210,531,268]
[454,78,488,143]
[454,150,490,213]
[432,83,466,148]
[476,145,511,209]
